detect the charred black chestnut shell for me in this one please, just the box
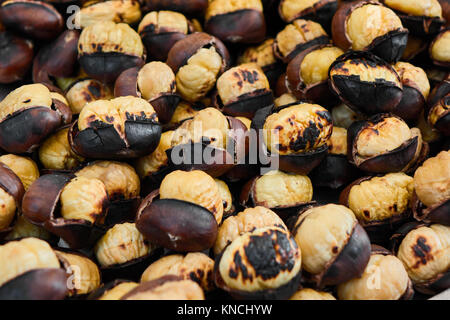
[310,154,361,189]
[21,173,108,249]
[0,31,33,84]
[114,67,181,124]
[135,190,218,252]
[412,192,450,226]
[220,89,274,119]
[393,84,427,125]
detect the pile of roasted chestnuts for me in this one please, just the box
[0,0,448,301]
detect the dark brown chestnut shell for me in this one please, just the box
[393,85,427,125]
[21,173,108,249]
[0,31,33,84]
[309,154,361,189]
[142,0,208,17]
[135,189,218,252]
[0,0,64,41]
[220,89,274,119]
[412,191,450,226]
[114,67,181,124]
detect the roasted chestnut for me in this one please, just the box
[0,31,33,84]
[401,35,428,61]
[0,0,63,40]
[329,51,403,115]
[347,114,425,173]
[430,29,450,69]
[427,74,450,136]
[287,44,343,107]
[0,154,39,192]
[166,100,199,129]
[240,170,314,221]
[396,223,450,295]
[340,172,414,244]
[331,103,364,129]
[214,226,302,300]
[278,0,338,31]
[215,179,234,219]
[273,19,330,63]
[22,173,109,249]
[274,93,297,108]
[88,280,138,300]
[69,96,162,159]
[114,62,180,124]
[412,151,450,225]
[138,10,194,61]
[0,238,67,300]
[136,170,220,252]
[205,0,266,44]
[213,206,287,256]
[121,275,205,300]
[289,288,336,300]
[216,63,273,118]
[64,78,114,115]
[166,32,230,103]
[78,21,145,83]
[392,61,430,124]
[0,83,71,154]
[332,1,408,63]
[141,252,214,291]
[381,0,445,36]
[74,0,142,29]
[142,0,209,17]
[255,102,333,175]
[337,246,413,300]
[290,204,371,288]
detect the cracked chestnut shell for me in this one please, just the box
[412,151,450,226]
[141,252,214,291]
[205,0,266,44]
[166,32,230,103]
[64,78,113,115]
[0,83,71,153]
[22,173,109,249]
[337,245,414,300]
[253,102,332,175]
[381,0,445,36]
[274,19,330,63]
[291,204,371,288]
[216,63,273,118]
[331,1,408,63]
[114,62,180,124]
[142,0,208,17]
[214,226,302,300]
[396,224,450,295]
[121,275,205,300]
[347,114,426,173]
[0,0,63,40]
[213,206,287,256]
[167,108,247,177]
[240,170,314,221]
[329,51,403,115]
[0,31,33,84]
[430,29,450,69]
[138,10,193,61]
[287,44,343,108]
[339,172,415,245]
[0,238,67,300]
[78,21,145,83]
[392,61,430,124]
[136,170,220,252]
[278,0,338,31]
[69,96,162,159]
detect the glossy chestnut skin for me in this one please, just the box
[429,29,450,69]
[0,0,63,40]
[331,1,408,63]
[142,0,208,17]
[0,83,72,154]
[347,114,426,173]
[278,0,338,31]
[329,51,403,115]
[0,31,33,84]
[214,226,302,300]
[204,0,266,44]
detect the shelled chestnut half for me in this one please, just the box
[0,83,71,154]
[347,114,425,173]
[136,170,221,252]
[205,0,266,44]
[69,96,162,159]
[412,151,450,225]
[216,63,272,118]
[78,21,145,83]
[278,0,338,31]
[0,31,33,84]
[290,204,371,288]
[214,226,302,300]
[329,51,403,115]
[331,1,408,63]
[114,62,180,124]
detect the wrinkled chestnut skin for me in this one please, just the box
[136,190,218,252]
[329,51,403,115]
[142,0,208,17]
[0,32,33,84]
[0,0,64,40]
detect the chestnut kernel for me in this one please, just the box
[279,0,338,31]
[430,29,450,69]
[65,78,114,115]
[290,288,336,300]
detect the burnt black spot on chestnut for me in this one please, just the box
[289,122,320,152]
[412,236,433,267]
